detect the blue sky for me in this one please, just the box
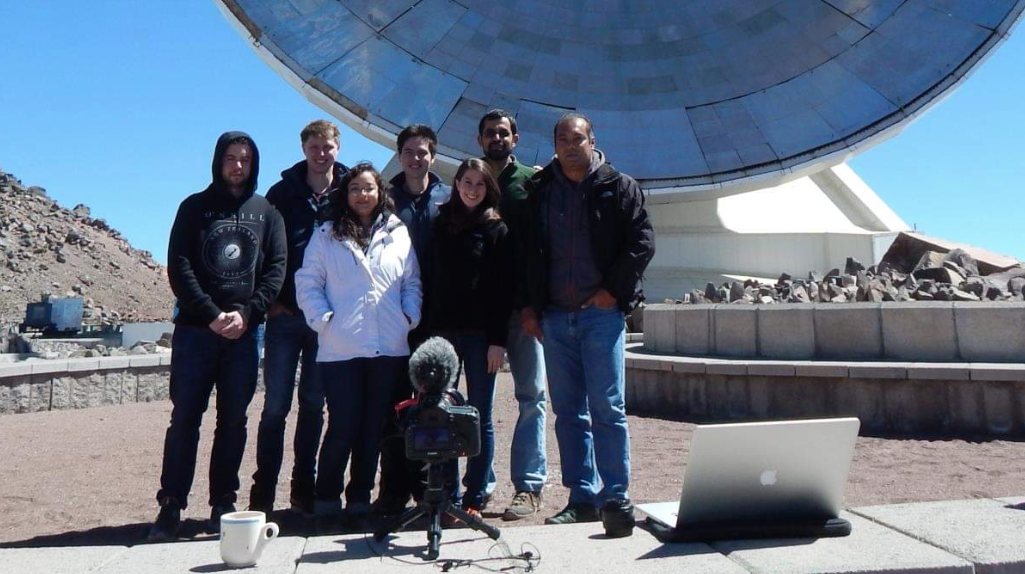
[0,1,1022,265]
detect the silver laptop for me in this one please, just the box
[639,417,860,528]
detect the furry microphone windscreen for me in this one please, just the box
[408,336,460,394]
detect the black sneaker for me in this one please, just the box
[248,484,274,515]
[315,513,344,535]
[370,495,409,517]
[601,498,635,538]
[147,504,181,542]
[544,502,600,525]
[345,501,371,530]
[290,491,315,516]
[207,502,237,534]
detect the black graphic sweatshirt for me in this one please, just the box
[167,131,287,329]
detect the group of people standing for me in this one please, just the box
[149,109,655,542]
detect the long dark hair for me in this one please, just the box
[442,158,502,233]
[326,162,394,248]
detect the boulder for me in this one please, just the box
[844,257,865,275]
[913,266,964,285]
[729,281,746,303]
[951,288,980,302]
[704,282,717,303]
[1009,277,1025,298]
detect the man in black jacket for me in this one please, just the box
[519,114,654,534]
[249,120,348,515]
[149,131,287,541]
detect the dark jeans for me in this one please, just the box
[442,331,496,510]
[251,313,324,501]
[315,356,404,512]
[376,338,428,504]
[157,325,259,510]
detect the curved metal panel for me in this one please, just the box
[218,0,1025,192]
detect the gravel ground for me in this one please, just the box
[1,372,1023,546]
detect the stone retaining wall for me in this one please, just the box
[0,355,171,415]
[626,344,1025,436]
[644,302,1025,363]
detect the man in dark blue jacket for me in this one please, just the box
[519,114,654,535]
[150,131,287,541]
[249,120,348,515]
[373,124,451,514]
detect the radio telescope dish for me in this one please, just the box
[216,0,1023,194]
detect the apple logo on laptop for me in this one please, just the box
[760,469,778,486]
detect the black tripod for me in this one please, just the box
[373,460,501,560]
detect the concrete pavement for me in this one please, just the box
[2,497,1023,574]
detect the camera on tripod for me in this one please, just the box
[404,388,480,463]
[401,336,481,463]
[376,337,500,560]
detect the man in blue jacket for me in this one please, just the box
[150,131,287,541]
[249,120,348,515]
[373,124,451,514]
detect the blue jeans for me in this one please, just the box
[507,314,548,493]
[251,313,324,501]
[541,306,629,506]
[314,356,404,513]
[441,332,496,510]
[157,325,259,509]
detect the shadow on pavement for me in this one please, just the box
[0,520,211,548]
[635,520,816,557]
[189,564,236,573]
[0,509,326,549]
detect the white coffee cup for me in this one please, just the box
[219,511,279,568]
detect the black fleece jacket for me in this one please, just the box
[426,213,513,348]
[265,160,348,315]
[167,131,287,329]
[518,160,654,315]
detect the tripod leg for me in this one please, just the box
[426,507,442,560]
[445,506,502,540]
[373,505,426,541]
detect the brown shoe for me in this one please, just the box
[502,491,543,521]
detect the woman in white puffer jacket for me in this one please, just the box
[295,162,421,525]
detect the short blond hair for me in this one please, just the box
[301,120,340,144]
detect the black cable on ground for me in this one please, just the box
[364,530,541,572]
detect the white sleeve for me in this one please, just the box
[295,228,333,333]
[400,242,422,330]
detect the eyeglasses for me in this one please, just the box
[347,186,378,195]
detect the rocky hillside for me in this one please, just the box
[0,167,174,327]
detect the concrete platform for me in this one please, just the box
[0,545,127,574]
[297,523,747,573]
[711,512,974,574]
[91,536,306,574]
[854,498,1025,574]
[2,498,1023,574]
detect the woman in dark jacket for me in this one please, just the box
[426,158,513,517]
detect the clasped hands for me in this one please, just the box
[209,311,247,339]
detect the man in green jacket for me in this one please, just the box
[478,109,548,521]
